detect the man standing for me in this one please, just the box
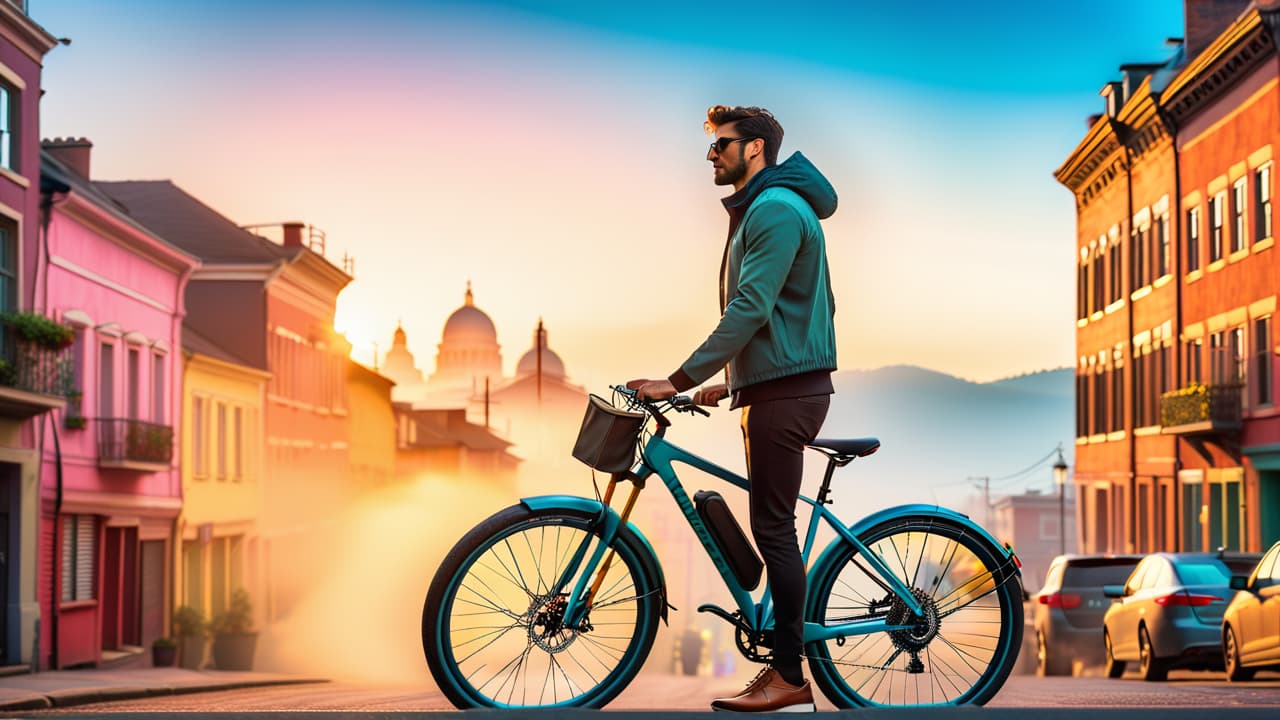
[628,105,837,713]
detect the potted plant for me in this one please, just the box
[173,605,207,669]
[151,637,177,667]
[211,588,257,670]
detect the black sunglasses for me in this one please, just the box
[709,136,759,154]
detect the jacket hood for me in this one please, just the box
[721,151,838,220]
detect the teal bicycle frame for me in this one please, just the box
[552,420,931,647]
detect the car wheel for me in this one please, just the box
[1224,627,1256,682]
[1104,630,1125,679]
[1138,626,1168,682]
[1037,632,1071,677]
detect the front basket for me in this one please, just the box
[571,394,646,473]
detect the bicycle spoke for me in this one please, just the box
[439,514,651,708]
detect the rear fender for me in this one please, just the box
[521,495,669,624]
[807,504,1021,600]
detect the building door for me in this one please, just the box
[102,527,121,649]
[121,528,138,646]
[1180,470,1205,551]
[1207,468,1245,551]
[0,464,10,663]
[139,541,164,648]
[1261,471,1280,547]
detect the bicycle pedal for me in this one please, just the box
[697,603,736,623]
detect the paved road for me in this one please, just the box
[16,670,1280,713]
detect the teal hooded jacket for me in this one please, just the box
[669,151,838,393]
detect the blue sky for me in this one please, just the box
[32,0,1187,384]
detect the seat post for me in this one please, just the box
[815,456,838,506]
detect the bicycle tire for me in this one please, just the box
[422,504,662,708]
[805,513,1024,707]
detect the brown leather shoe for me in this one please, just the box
[711,666,815,713]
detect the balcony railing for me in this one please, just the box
[1160,383,1243,435]
[0,325,70,419]
[96,418,173,471]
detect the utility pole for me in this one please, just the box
[969,476,991,529]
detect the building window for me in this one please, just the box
[98,342,115,417]
[0,84,13,172]
[1093,361,1106,435]
[1078,261,1088,320]
[1232,178,1248,253]
[152,353,165,422]
[1132,224,1149,289]
[1211,193,1225,262]
[1092,249,1104,312]
[1108,242,1122,303]
[1077,372,1088,438]
[217,402,227,480]
[193,396,207,478]
[1231,326,1246,385]
[233,407,244,481]
[1185,337,1203,385]
[1257,165,1273,242]
[1186,206,1201,272]
[127,347,140,420]
[1210,331,1228,383]
[0,221,14,316]
[1157,213,1170,277]
[1111,356,1123,432]
[1256,316,1272,406]
[60,515,96,602]
[1133,346,1147,427]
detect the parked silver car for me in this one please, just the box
[1221,540,1280,681]
[1032,554,1142,676]
[1103,551,1260,681]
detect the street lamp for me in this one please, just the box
[1053,445,1069,555]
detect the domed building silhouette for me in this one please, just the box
[429,282,503,393]
[380,321,425,398]
[515,324,566,380]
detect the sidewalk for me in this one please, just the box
[0,667,326,710]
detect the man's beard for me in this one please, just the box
[715,153,748,186]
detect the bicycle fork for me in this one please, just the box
[550,473,645,629]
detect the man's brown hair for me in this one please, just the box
[705,105,784,166]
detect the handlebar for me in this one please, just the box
[611,385,712,419]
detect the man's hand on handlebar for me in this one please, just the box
[625,378,677,402]
[692,383,729,407]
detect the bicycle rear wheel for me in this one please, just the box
[422,504,661,708]
[806,514,1023,707]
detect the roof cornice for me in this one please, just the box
[1054,115,1127,206]
[1117,83,1172,162]
[1163,9,1275,127]
[0,3,58,62]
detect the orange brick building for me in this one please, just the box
[1057,0,1280,554]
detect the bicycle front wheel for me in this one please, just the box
[806,514,1024,707]
[422,504,662,708]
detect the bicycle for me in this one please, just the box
[421,387,1024,709]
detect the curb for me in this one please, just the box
[0,677,327,711]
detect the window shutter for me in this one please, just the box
[60,519,73,602]
[75,515,95,600]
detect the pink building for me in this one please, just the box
[38,143,198,668]
[0,1,59,671]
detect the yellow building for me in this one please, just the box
[347,361,396,488]
[175,327,269,625]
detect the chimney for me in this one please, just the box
[42,137,93,179]
[282,222,306,248]
[1100,81,1124,118]
[1184,0,1253,63]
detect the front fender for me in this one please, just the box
[807,504,1019,588]
[521,495,669,624]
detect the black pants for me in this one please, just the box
[740,394,830,672]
